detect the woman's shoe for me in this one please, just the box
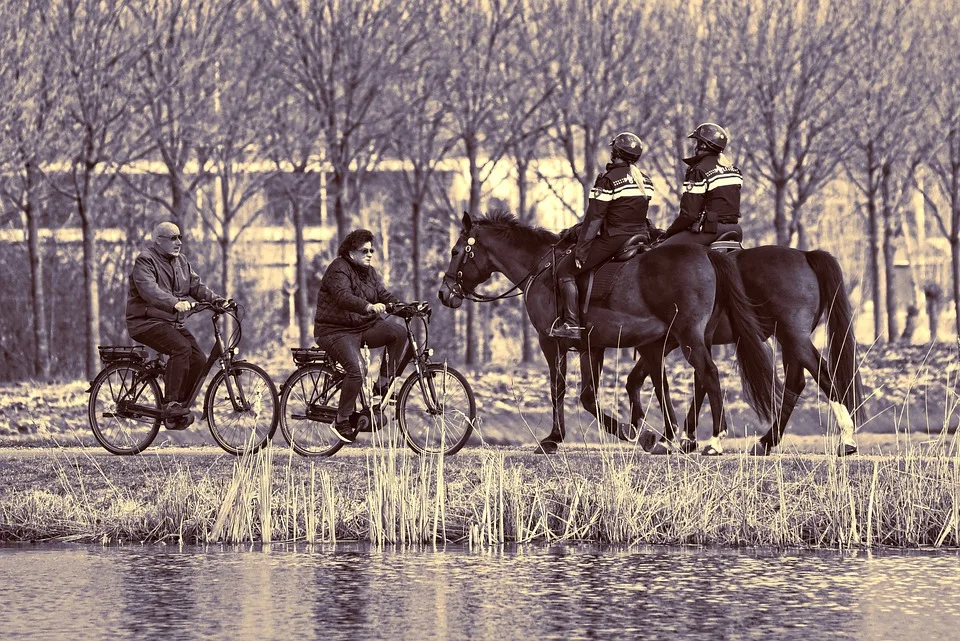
[331,418,356,443]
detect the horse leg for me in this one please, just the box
[753,354,805,456]
[679,375,707,455]
[580,344,637,442]
[792,339,857,457]
[537,336,568,454]
[635,345,686,455]
[625,357,660,452]
[681,341,727,456]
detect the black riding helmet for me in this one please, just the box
[688,123,729,154]
[610,132,643,163]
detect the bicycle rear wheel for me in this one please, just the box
[205,362,279,456]
[88,362,161,455]
[397,363,475,455]
[279,364,346,457]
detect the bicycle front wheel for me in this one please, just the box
[279,364,346,457]
[397,363,475,455]
[88,362,161,455]
[205,362,279,456]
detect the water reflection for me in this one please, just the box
[2,543,959,641]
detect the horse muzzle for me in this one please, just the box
[438,283,463,309]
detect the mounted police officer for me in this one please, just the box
[660,123,743,246]
[550,131,656,341]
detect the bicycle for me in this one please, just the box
[278,301,476,456]
[87,300,280,456]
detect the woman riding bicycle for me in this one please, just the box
[314,229,411,443]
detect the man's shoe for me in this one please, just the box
[164,414,195,431]
[162,401,190,419]
[331,418,356,444]
[549,322,581,340]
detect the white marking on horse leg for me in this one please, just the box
[705,434,724,455]
[830,400,857,447]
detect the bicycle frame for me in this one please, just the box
[114,302,246,421]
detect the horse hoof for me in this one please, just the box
[701,445,722,456]
[837,443,857,457]
[750,441,773,456]
[535,440,559,455]
[616,422,639,442]
[679,439,698,455]
[637,429,658,452]
[649,440,674,456]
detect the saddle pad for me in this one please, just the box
[579,261,627,307]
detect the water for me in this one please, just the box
[2,543,959,641]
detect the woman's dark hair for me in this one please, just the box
[338,229,374,258]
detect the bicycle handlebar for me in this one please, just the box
[184,298,238,318]
[387,301,432,320]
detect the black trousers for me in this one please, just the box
[317,320,412,420]
[131,324,206,404]
[556,233,636,279]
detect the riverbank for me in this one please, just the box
[3,435,959,549]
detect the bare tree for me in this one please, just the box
[533,0,665,214]
[0,0,63,378]
[259,0,431,245]
[386,49,458,303]
[843,0,930,341]
[713,0,856,248]
[435,0,532,365]
[919,11,960,339]
[262,83,325,348]
[197,9,276,297]
[123,0,235,229]
[44,0,145,378]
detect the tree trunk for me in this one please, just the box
[333,169,348,246]
[773,180,789,246]
[25,162,50,379]
[881,166,899,341]
[464,138,481,366]
[80,209,100,380]
[411,200,422,301]
[516,155,534,363]
[952,239,960,339]
[292,196,311,348]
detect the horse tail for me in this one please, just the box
[805,250,864,426]
[707,250,777,423]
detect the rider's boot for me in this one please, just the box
[549,276,582,340]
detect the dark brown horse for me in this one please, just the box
[438,211,778,454]
[627,245,863,457]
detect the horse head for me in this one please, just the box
[438,211,498,309]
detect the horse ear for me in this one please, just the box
[462,211,472,232]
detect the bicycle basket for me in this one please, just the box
[98,345,149,363]
[291,348,327,366]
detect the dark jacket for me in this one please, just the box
[126,245,220,337]
[663,153,742,238]
[314,257,400,340]
[575,159,655,262]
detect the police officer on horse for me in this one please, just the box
[551,131,656,340]
[660,122,743,246]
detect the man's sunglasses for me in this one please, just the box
[160,234,183,241]
[358,248,375,255]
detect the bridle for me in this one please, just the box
[442,232,554,303]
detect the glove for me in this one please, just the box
[649,228,665,244]
[574,245,588,267]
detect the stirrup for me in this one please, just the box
[549,319,582,339]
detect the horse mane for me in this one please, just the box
[474,209,559,246]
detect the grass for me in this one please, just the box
[1,341,959,549]
[2,436,960,550]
